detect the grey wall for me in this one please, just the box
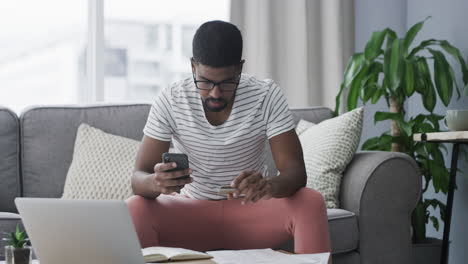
[355,0,468,263]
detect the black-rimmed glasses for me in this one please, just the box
[193,74,240,93]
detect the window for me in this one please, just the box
[146,25,159,51]
[182,25,197,58]
[0,0,87,113]
[104,0,230,103]
[0,0,230,112]
[165,24,173,51]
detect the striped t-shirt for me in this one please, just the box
[143,74,295,200]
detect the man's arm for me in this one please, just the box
[132,135,170,199]
[267,129,306,198]
[230,129,306,203]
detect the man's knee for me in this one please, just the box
[126,195,154,218]
[290,187,326,210]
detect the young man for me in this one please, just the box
[127,20,331,255]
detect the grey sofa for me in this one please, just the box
[0,104,421,264]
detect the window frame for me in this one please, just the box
[87,0,104,102]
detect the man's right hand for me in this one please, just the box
[151,162,193,195]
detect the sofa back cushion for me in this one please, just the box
[20,104,150,198]
[19,104,332,198]
[290,107,333,125]
[0,107,20,212]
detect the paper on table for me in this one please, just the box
[293,252,330,264]
[206,248,329,264]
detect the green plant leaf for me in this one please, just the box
[374,111,414,136]
[427,48,453,106]
[403,17,429,57]
[363,83,379,103]
[385,29,398,50]
[417,122,434,133]
[429,216,440,231]
[386,38,404,92]
[403,59,415,96]
[361,133,398,151]
[374,111,403,124]
[361,136,382,150]
[371,88,384,104]
[361,62,383,103]
[347,63,370,110]
[426,143,445,167]
[409,39,468,94]
[365,29,387,61]
[334,84,345,117]
[343,53,366,88]
[412,202,427,242]
[430,162,450,193]
[424,199,446,223]
[334,53,365,116]
[425,114,444,131]
[416,59,437,112]
[382,31,397,92]
[447,65,462,100]
[436,40,468,91]
[408,38,439,58]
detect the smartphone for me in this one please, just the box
[162,153,190,179]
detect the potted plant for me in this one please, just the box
[2,225,32,264]
[334,17,468,264]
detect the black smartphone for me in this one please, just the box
[162,153,190,179]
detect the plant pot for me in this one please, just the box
[4,246,32,264]
[412,237,443,264]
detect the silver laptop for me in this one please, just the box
[15,198,147,264]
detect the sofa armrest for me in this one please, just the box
[339,151,421,264]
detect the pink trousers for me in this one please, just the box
[126,187,331,254]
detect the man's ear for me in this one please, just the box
[238,59,245,73]
[190,57,196,74]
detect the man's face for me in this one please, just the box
[191,61,243,112]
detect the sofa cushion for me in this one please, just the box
[327,209,359,254]
[20,104,150,198]
[0,212,22,260]
[62,124,139,200]
[0,107,20,213]
[298,108,363,208]
[290,107,334,124]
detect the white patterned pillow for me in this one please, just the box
[62,124,139,200]
[295,119,315,136]
[299,107,363,208]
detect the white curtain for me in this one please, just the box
[230,0,354,109]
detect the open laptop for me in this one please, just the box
[15,198,147,264]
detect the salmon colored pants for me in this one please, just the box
[126,187,331,255]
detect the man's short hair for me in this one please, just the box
[192,20,243,68]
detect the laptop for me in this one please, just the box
[15,198,147,264]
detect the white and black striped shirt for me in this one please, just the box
[143,74,295,200]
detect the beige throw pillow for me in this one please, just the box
[298,107,363,208]
[62,123,139,200]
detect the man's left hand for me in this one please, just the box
[228,169,274,204]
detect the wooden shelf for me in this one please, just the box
[413,131,468,142]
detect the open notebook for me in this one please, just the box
[142,246,213,262]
